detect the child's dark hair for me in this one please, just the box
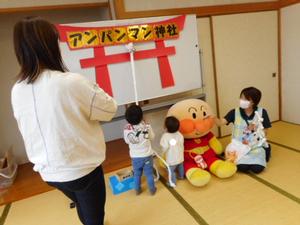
[125,104,143,125]
[240,87,261,108]
[165,116,180,133]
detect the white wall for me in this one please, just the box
[124,0,275,11]
[281,3,300,124]
[213,11,279,136]
[0,7,110,164]
[197,18,218,135]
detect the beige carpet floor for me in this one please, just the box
[3,169,198,225]
[268,121,300,150]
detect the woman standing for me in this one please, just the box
[11,17,117,225]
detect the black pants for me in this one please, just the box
[237,164,265,174]
[47,166,106,225]
[264,145,271,162]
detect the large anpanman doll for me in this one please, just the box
[167,99,237,186]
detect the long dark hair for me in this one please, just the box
[13,17,68,83]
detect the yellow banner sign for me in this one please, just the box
[67,23,179,49]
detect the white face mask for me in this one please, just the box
[239,99,251,109]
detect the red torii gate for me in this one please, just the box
[57,15,186,97]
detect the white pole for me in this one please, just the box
[153,151,176,187]
[126,42,138,105]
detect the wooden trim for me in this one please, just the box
[113,0,126,19]
[279,0,300,8]
[0,139,130,206]
[0,2,109,14]
[107,0,113,20]
[271,119,281,123]
[113,0,279,19]
[277,9,282,121]
[280,120,300,126]
[2,1,299,16]
[209,17,221,137]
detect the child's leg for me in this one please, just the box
[132,158,143,193]
[177,163,185,179]
[169,165,177,185]
[143,156,156,194]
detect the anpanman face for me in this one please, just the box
[167,99,215,139]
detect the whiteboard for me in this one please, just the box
[59,15,202,105]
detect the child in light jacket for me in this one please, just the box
[160,116,185,186]
[124,105,156,195]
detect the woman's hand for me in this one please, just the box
[214,117,227,127]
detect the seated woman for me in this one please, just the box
[216,87,271,174]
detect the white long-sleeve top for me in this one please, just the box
[11,70,117,182]
[160,131,184,166]
[123,121,155,158]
